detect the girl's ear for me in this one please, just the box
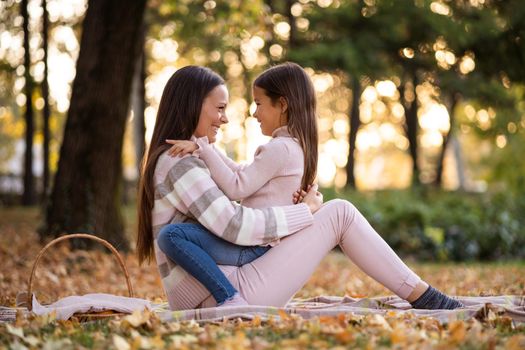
[279,96,288,114]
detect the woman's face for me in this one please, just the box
[252,86,286,136]
[194,84,229,143]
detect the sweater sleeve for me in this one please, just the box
[157,156,313,246]
[194,137,243,172]
[196,138,288,201]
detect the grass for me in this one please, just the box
[0,205,524,349]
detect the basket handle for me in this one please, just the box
[27,233,134,311]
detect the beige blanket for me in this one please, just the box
[2,295,524,324]
[155,295,525,324]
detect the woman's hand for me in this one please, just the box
[301,184,323,213]
[166,140,198,157]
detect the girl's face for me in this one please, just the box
[194,84,229,143]
[252,86,287,136]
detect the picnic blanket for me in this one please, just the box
[1,295,524,324]
[154,295,525,325]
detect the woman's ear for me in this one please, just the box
[279,96,288,114]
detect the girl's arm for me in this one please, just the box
[195,138,289,201]
[166,138,242,172]
[156,156,313,246]
[208,146,244,172]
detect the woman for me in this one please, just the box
[155,62,319,307]
[137,65,463,311]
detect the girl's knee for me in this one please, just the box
[157,224,182,252]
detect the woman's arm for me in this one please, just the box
[196,138,288,201]
[157,156,313,246]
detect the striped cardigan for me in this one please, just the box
[152,153,314,309]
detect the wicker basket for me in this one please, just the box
[27,233,134,321]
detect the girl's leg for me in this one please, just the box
[160,223,270,265]
[157,223,269,305]
[234,199,422,306]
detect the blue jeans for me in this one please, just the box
[157,223,271,305]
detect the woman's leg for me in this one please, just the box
[234,199,422,306]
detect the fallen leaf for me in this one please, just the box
[113,334,131,350]
[6,324,24,338]
[448,320,467,343]
[278,309,290,321]
[252,315,262,327]
[122,309,149,328]
[505,335,525,350]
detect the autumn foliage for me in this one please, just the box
[1,207,524,348]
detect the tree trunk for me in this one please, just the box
[451,135,466,190]
[345,76,361,188]
[434,92,459,187]
[400,72,421,186]
[42,0,51,201]
[22,0,36,206]
[132,26,146,177]
[42,0,147,250]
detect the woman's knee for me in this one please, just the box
[321,199,358,227]
[326,198,357,214]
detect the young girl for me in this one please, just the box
[157,62,319,306]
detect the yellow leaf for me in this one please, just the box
[113,334,131,350]
[170,334,198,347]
[122,310,149,328]
[448,320,466,343]
[149,335,165,348]
[319,316,337,325]
[6,324,24,338]
[349,293,367,298]
[278,309,290,321]
[386,311,398,317]
[24,336,40,347]
[391,326,407,345]
[335,330,355,344]
[367,314,392,331]
[505,335,525,350]
[130,336,142,350]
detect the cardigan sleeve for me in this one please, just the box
[156,156,313,246]
[196,138,289,201]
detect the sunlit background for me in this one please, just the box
[1,0,524,194]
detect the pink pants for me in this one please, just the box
[202,199,421,307]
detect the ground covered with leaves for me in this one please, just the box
[1,207,524,349]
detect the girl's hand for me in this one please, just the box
[292,185,312,204]
[302,184,323,213]
[166,140,198,157]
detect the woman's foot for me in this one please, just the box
[218,292,249,307]
[410,285,464,310]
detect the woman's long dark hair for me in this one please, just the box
[254,62,318,191]
[137,66,224,264]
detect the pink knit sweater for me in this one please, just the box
[196,126,304,208]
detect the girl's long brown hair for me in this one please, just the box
[253,62,318,191]
[137,66,224,265]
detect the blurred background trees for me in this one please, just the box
[0,0,523,259]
